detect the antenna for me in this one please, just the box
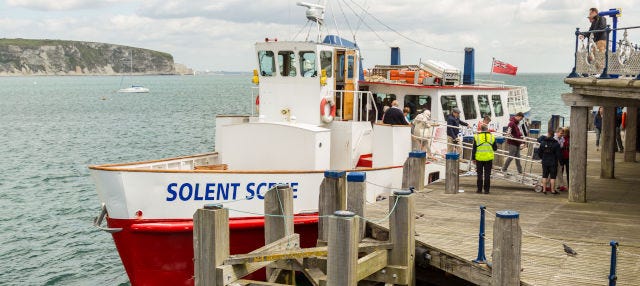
[297,1,325,41]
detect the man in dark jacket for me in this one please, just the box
[446,107,469,153]
[501,112,524,174]
[580,8,607,70]
[538,130,562,194]
[382,100,409,125]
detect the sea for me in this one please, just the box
[0,73,571,285]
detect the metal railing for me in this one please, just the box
[331,90,379,123]
[568,25,640,79]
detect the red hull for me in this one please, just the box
[107,215,319,286]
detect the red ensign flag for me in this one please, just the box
[492,59,518,76]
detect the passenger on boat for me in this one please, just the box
[472,124,497,194]
[446,107,469,153]
[501,112,525,174]
[403,107,411,123]
[382,100,409,125]
[476,115,495,132]
[538,130,562,194]
[412,109,435,155]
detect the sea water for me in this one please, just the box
[0,74,570,285]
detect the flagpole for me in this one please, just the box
[489,57,494,81]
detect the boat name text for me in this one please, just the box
[165,182,299,202]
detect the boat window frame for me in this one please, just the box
[277,50,297,77]
[460,94,477,120]
[404,94,432,120]
[320,51,333,78]
[491,94,504,117]
[477,94,492,118]
[346,54,355,79]
[257,50,275,77]
[440,95,458,119]
[299,51,317,78]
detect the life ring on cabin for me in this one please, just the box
[320,97,336,123]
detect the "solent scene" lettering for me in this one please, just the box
[165,182,299,201]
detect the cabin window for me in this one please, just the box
[404,95,431,119]
[478,95,491,118]
[278,51,297,77]
[320,51,332,78]
[347,55,355,79]
[257,51,275,76]
[492,95,504,116]
[299,51,317,77]
[336,53,345,81]
[440,95,458,118]
[461,95,477,120]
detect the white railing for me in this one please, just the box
[330,90,379,123]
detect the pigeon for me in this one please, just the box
[563,243,578,256]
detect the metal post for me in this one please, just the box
[609,240,619,286]
[600,25,613,79]
[472,205,487,264]
[568,28,581,78]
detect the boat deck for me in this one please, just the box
[365,133,640,285]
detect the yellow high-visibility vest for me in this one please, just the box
[474,132,495,161]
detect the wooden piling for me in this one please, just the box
[624,107,638,162]
[401,151,426,192]
[445,152,459,194]
[347,172,366,240]
[194,204,229,286]
[569,106,588,203]
[388,189,415,286]
[601,106,616,178]
[318,171,346,245]
[327,210,359,286]
[264,184,294,282]
[491,210,522,286]
[494,137,505,167]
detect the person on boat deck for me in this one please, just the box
[538,130,562,194]
[412,109,436,156]
[382,100,409,125]
[403,107,411,123]
[477,115,495,132]
[472,124,497,194]
[446,107,469,153]
[594,107,602,151]
[579,8,607,70]
[501,112,525,174]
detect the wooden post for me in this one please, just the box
[445,152,459,194]
[569,106,588,203]
[402,151,426,192]
[347,172,366,241]
[194,204,229,286]
[601,106,616,178]
[327,210,359,286]
[491,210,522,286]
[624,107,638,162]
[318,170,346,245]
[494,137,505,167]
[264,184,294,281]
[389,189,415,286]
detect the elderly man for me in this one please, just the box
[382,100,409,125]
[412,109,436,155]
[446,107,469,153]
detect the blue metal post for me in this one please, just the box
[568,28,581,78]
[609,240,619,286]
[472,205,487,264]
[599,25,612,79]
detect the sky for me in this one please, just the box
[1,0,639,73]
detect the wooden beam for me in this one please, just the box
[356,250,388,281]
[445,153,459,194]
[264,185,294,281]
[569,106,588,203]
[194,205,228,286]
[561,93,640,107]
[388,190,415,285]
[217,234,299,285]
[232,279,294,286]
[327,211,359,286]
[347,172,366,240]
[624,107,638,162]
[601,106,616,178]
[402,151,427,192]
[362,265,408,284]
[491,211,522,286]
[318,171,346,245]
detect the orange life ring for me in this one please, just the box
[320,97,336,123]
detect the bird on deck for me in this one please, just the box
[563,243,578,256]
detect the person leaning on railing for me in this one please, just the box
[579,8,607,70]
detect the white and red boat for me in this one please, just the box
[90,4,531,285]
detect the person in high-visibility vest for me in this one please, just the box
[472,125,498,194]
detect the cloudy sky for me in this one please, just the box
[1,0,638,72]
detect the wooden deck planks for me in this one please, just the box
[365,133,640,285]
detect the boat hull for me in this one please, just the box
[107,215,319,286]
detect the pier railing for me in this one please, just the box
[569,25,640,79]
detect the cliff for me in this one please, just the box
[0,38,176,76]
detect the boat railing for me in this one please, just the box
[330,90,379,123]
[474,79,505,87]
[568,23,640,79]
